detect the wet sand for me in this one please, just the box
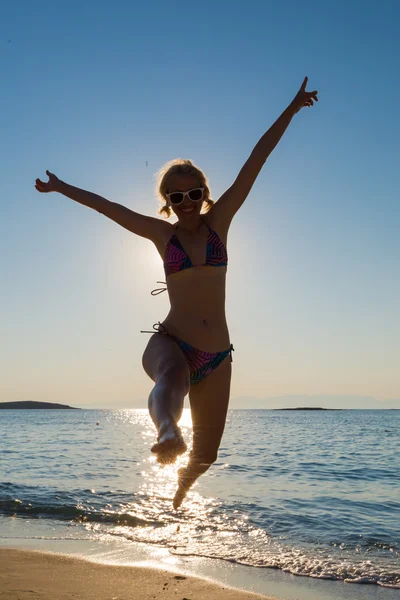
[0,548,271,600]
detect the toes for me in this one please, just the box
[151,435,187,466]
[157,452,178,465]
[150,422,187,467]
[151,438,187,454]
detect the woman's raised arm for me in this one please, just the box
[209,77,318,228]
[35,170,167,240]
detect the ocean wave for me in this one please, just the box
[1,481,399,588]
[2,409,399,590]
[0,482,154,527]
[98,519,400,588]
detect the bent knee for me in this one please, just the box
[142,334,189,384]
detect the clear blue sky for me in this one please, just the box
[1,0,399,408]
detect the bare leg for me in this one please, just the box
[173,355,232,508]
[148,370,188,463]
[142,334,190,465]
[173,442,218,509]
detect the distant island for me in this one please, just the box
[0,401,80,410]
[275,407,341,411]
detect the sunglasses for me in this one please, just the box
[166,187,204,206]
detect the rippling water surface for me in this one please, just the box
[1,409,399,588]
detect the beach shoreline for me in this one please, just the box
[1,410,398,599]
[0,548,270,600]
[1,531,399,600]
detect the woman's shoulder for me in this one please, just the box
[151,220,176,259]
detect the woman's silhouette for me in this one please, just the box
[35,77,318,508]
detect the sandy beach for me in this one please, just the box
[0,548,271,600]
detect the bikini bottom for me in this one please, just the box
[141,322,234,385]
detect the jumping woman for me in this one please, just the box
[35,77,318,508]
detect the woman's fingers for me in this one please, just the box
[35,177,51,192]
[294,81,318,111]
[304,91,318,107]
[35,171,56,192]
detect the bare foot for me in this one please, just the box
[173,487,186,509]
[173,466,198,509]
[173,467,190,509]
[151,423,187,465]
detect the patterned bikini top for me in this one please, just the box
[164,220,228,277]
[151,219,228,295]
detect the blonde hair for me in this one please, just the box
[156,158,214,219]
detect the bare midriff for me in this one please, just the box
[161,266,230,351]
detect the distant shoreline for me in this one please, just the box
[1,402,397,411]
[274,407,341,411]
[0,401,80,410]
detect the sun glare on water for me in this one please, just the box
[108,409,215,518]
[136,408,217,519]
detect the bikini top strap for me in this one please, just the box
[202,216,211,232]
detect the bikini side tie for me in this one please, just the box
[150,282,167,296]
[140,321,169,335]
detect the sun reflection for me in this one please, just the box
[104,408,217,530]
[177,408,192,428]
[127,407,195,510]
[80,408,267,572]
[141,455,187,503]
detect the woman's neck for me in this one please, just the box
[175,216,204,232]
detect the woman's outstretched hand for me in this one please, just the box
[291,77,318,114]
[35,170,61,193]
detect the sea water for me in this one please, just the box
[1,409,399,590]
